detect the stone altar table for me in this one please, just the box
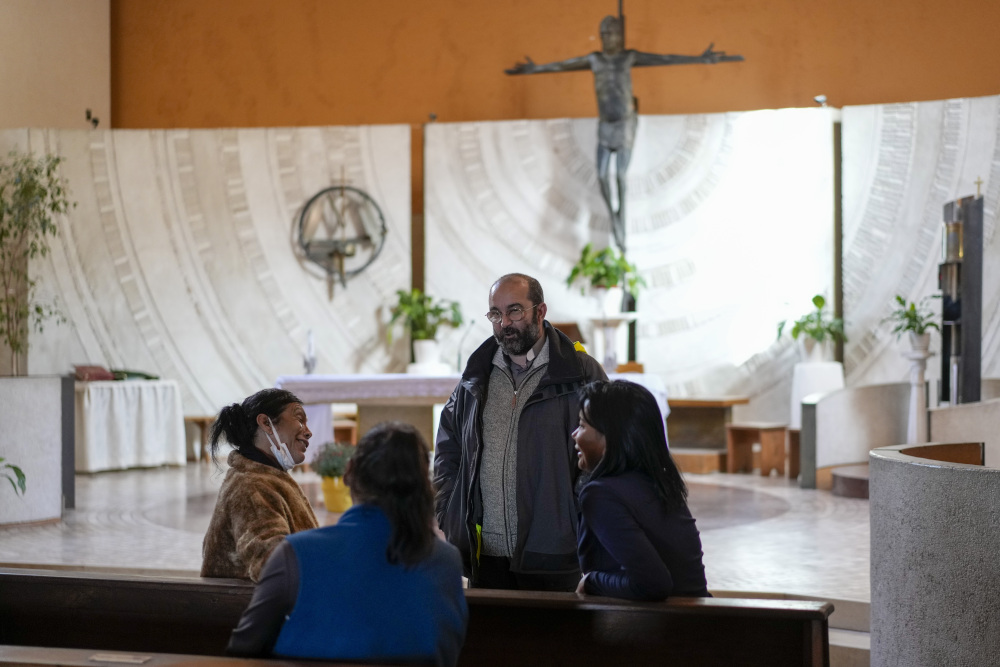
[275,374,461,451]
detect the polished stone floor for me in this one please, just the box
[0,464,870,603]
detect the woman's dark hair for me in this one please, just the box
[347,421,435,566]
[579,380,688,511]
[208,388,303,463]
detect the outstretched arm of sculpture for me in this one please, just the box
[633,43,744,67]
[506,54,592,75]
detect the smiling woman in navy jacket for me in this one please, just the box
[573,380,709,601]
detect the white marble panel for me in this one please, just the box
[425,111,836,407]
[0,377,62,524]
[842,96,1000,388]
[1,126,410,417]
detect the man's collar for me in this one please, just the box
[494,329,548,372]
[524,329,547,363]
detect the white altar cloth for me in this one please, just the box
[74,380,186,472]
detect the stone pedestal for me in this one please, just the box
[903,349,933,444]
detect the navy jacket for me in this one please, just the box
[578,471,709,600]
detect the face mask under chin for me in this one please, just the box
[263,417,296,471]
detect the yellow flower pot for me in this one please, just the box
[321,475,352,513]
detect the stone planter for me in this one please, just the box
[407,339,451,375]
[798,337,834,363]
[909,331,931,353]
[592,286,625,317]
[0,376,66,525]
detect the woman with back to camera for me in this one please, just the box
[572,380,709,600]
[227,421,468,667]
[201,388,319,582]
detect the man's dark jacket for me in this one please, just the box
[433,322,607,582]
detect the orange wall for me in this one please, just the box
[109,0,1000,284]
[110,0,1000,127]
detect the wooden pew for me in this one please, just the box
[0,645,361,667]
[0,568,832,666]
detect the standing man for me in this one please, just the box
[506,15,743,252]
[434,273,607,590]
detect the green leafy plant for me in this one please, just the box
[1,456,26,496]
[777,294,847,343]
[311,441,355,478]
[565,243,645,297]
[387,288,463,342]
[883,294,939,338]
[0,150,73,375]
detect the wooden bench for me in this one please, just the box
[671,447,727,474]
[666,397,751,473]
[727,422,789,476]
[0,645,362,667]
[0,567,832,666]
[184,415,215,462]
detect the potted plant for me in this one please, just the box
[565,243,644,314]
[883,294,939,352]
[312,441,355,512]
[0,150,73,375]
[387,288,463,368]
[0,150,71,526]
[2,456,25,497]
[777,294,846,362]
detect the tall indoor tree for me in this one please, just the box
[0,150,72,375]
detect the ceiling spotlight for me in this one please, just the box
[813,95,828,108]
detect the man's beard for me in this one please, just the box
[495,319,541,356]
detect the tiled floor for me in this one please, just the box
[0,464,870,603]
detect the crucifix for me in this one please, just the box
[506,3,743,365]
[505,2,743,252]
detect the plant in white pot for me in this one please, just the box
[883,294,939,352]
[312,441,355,513]
[777,294,846,362]
[0,150,73,375]
[387,288,463,371]
[565,243,644,315]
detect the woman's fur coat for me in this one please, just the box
[201,450,319,582]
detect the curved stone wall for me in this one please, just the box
[870,442,1000,666]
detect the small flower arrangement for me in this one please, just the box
[311,441,355,479]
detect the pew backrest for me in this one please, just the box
[0,568,832,667]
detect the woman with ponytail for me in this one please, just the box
[201,388,318,582]
[227,421,468,667]
[572,380,709,601]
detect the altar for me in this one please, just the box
[278,372,669,454]
[275,374,461,454]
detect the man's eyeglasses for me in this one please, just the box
[486,304,538,325]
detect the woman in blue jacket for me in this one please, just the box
[227,421,468,666]
[573,380,709,601]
